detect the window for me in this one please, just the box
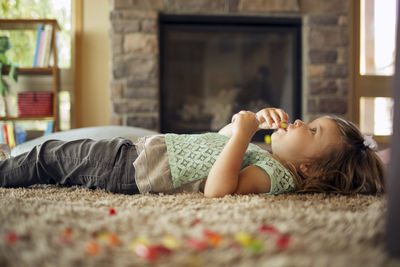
[360,97,394,135]
[360,0,397,75]
[0,0,71,68]
[0,0,72,131]
[356,0,397,139]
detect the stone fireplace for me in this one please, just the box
[109,0,350,133]
[159,14,301,141]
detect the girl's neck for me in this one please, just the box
[271,153,300,173]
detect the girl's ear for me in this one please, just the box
[299,163,311,177]
[300,163,323,177]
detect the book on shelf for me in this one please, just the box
[0,125,5,144]
[41,24,53,67]
[37,28,45,67]
[14,124,27,145]
[33,24,44,67]
[0,123,27,147]
[1,124,8,145]
[44,121,54,135]
[6,123,16,149]
[0,123,16,149]
[33,23,53,67]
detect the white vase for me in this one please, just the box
[2,94,14,117]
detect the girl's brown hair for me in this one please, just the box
[287,116,385,194]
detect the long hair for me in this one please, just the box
[283,116,385,195]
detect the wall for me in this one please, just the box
[109,0,351,132]
[75,0,110,128]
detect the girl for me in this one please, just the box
[0,108,385,197]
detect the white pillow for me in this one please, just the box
[12,126,158,156]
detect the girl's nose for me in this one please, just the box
[294,119,304,127]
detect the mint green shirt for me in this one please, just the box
[165,133,296,195]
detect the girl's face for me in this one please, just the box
[271,117,342,167]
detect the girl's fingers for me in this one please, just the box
[257,108,289,129]
[270,110,281,127]
[256,113,265,124]
[276,109,289,122]
[257,110,276,128]
[231,114,238,123]
[263,113,274,128]
[256,112,268,128]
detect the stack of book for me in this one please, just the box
[0,122,54,148]
[18,92,53,116]
[33,23,54,67]
[0,123,26,149]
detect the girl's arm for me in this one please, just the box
[206,108,288,197]
[204,111,261,197]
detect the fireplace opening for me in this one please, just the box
[159,14,302,141]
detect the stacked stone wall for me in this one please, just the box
[110,0,350,130]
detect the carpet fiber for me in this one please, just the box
[0,185,397,267]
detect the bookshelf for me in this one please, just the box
[0,19,59,132]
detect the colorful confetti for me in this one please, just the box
[107,233,121,246]
[56,228,74,244]
[152,245,172,256]
[129,237,153,259]
[130,237,151,247]
[109,208,117,215]
[85,240,100,256]
[190,218,201,226]
[234,231,264,253]
[235,232,253,247]
[162,234,181,250]
[47,223,293,259]
[276,235,291,251]
[132,243,171,261]
[203,229,222,247]
[246,239,263,253]
[4,232,18,244]
[259,224,279,235]
[98,232,121,247]
[186,238,208,251]
[132,243,158,261]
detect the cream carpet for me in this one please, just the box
[0,185,398,267]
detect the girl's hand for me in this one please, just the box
[231,111,259,140]
[256,108,288,129]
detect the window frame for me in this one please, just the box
[353,0,393,145]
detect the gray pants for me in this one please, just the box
[0,137,139,194]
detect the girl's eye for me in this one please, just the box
[310,128,317,134]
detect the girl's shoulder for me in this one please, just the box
[245,148,296,195]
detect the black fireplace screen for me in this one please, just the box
[159,15,302,140]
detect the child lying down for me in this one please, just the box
[0,108,385,197]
